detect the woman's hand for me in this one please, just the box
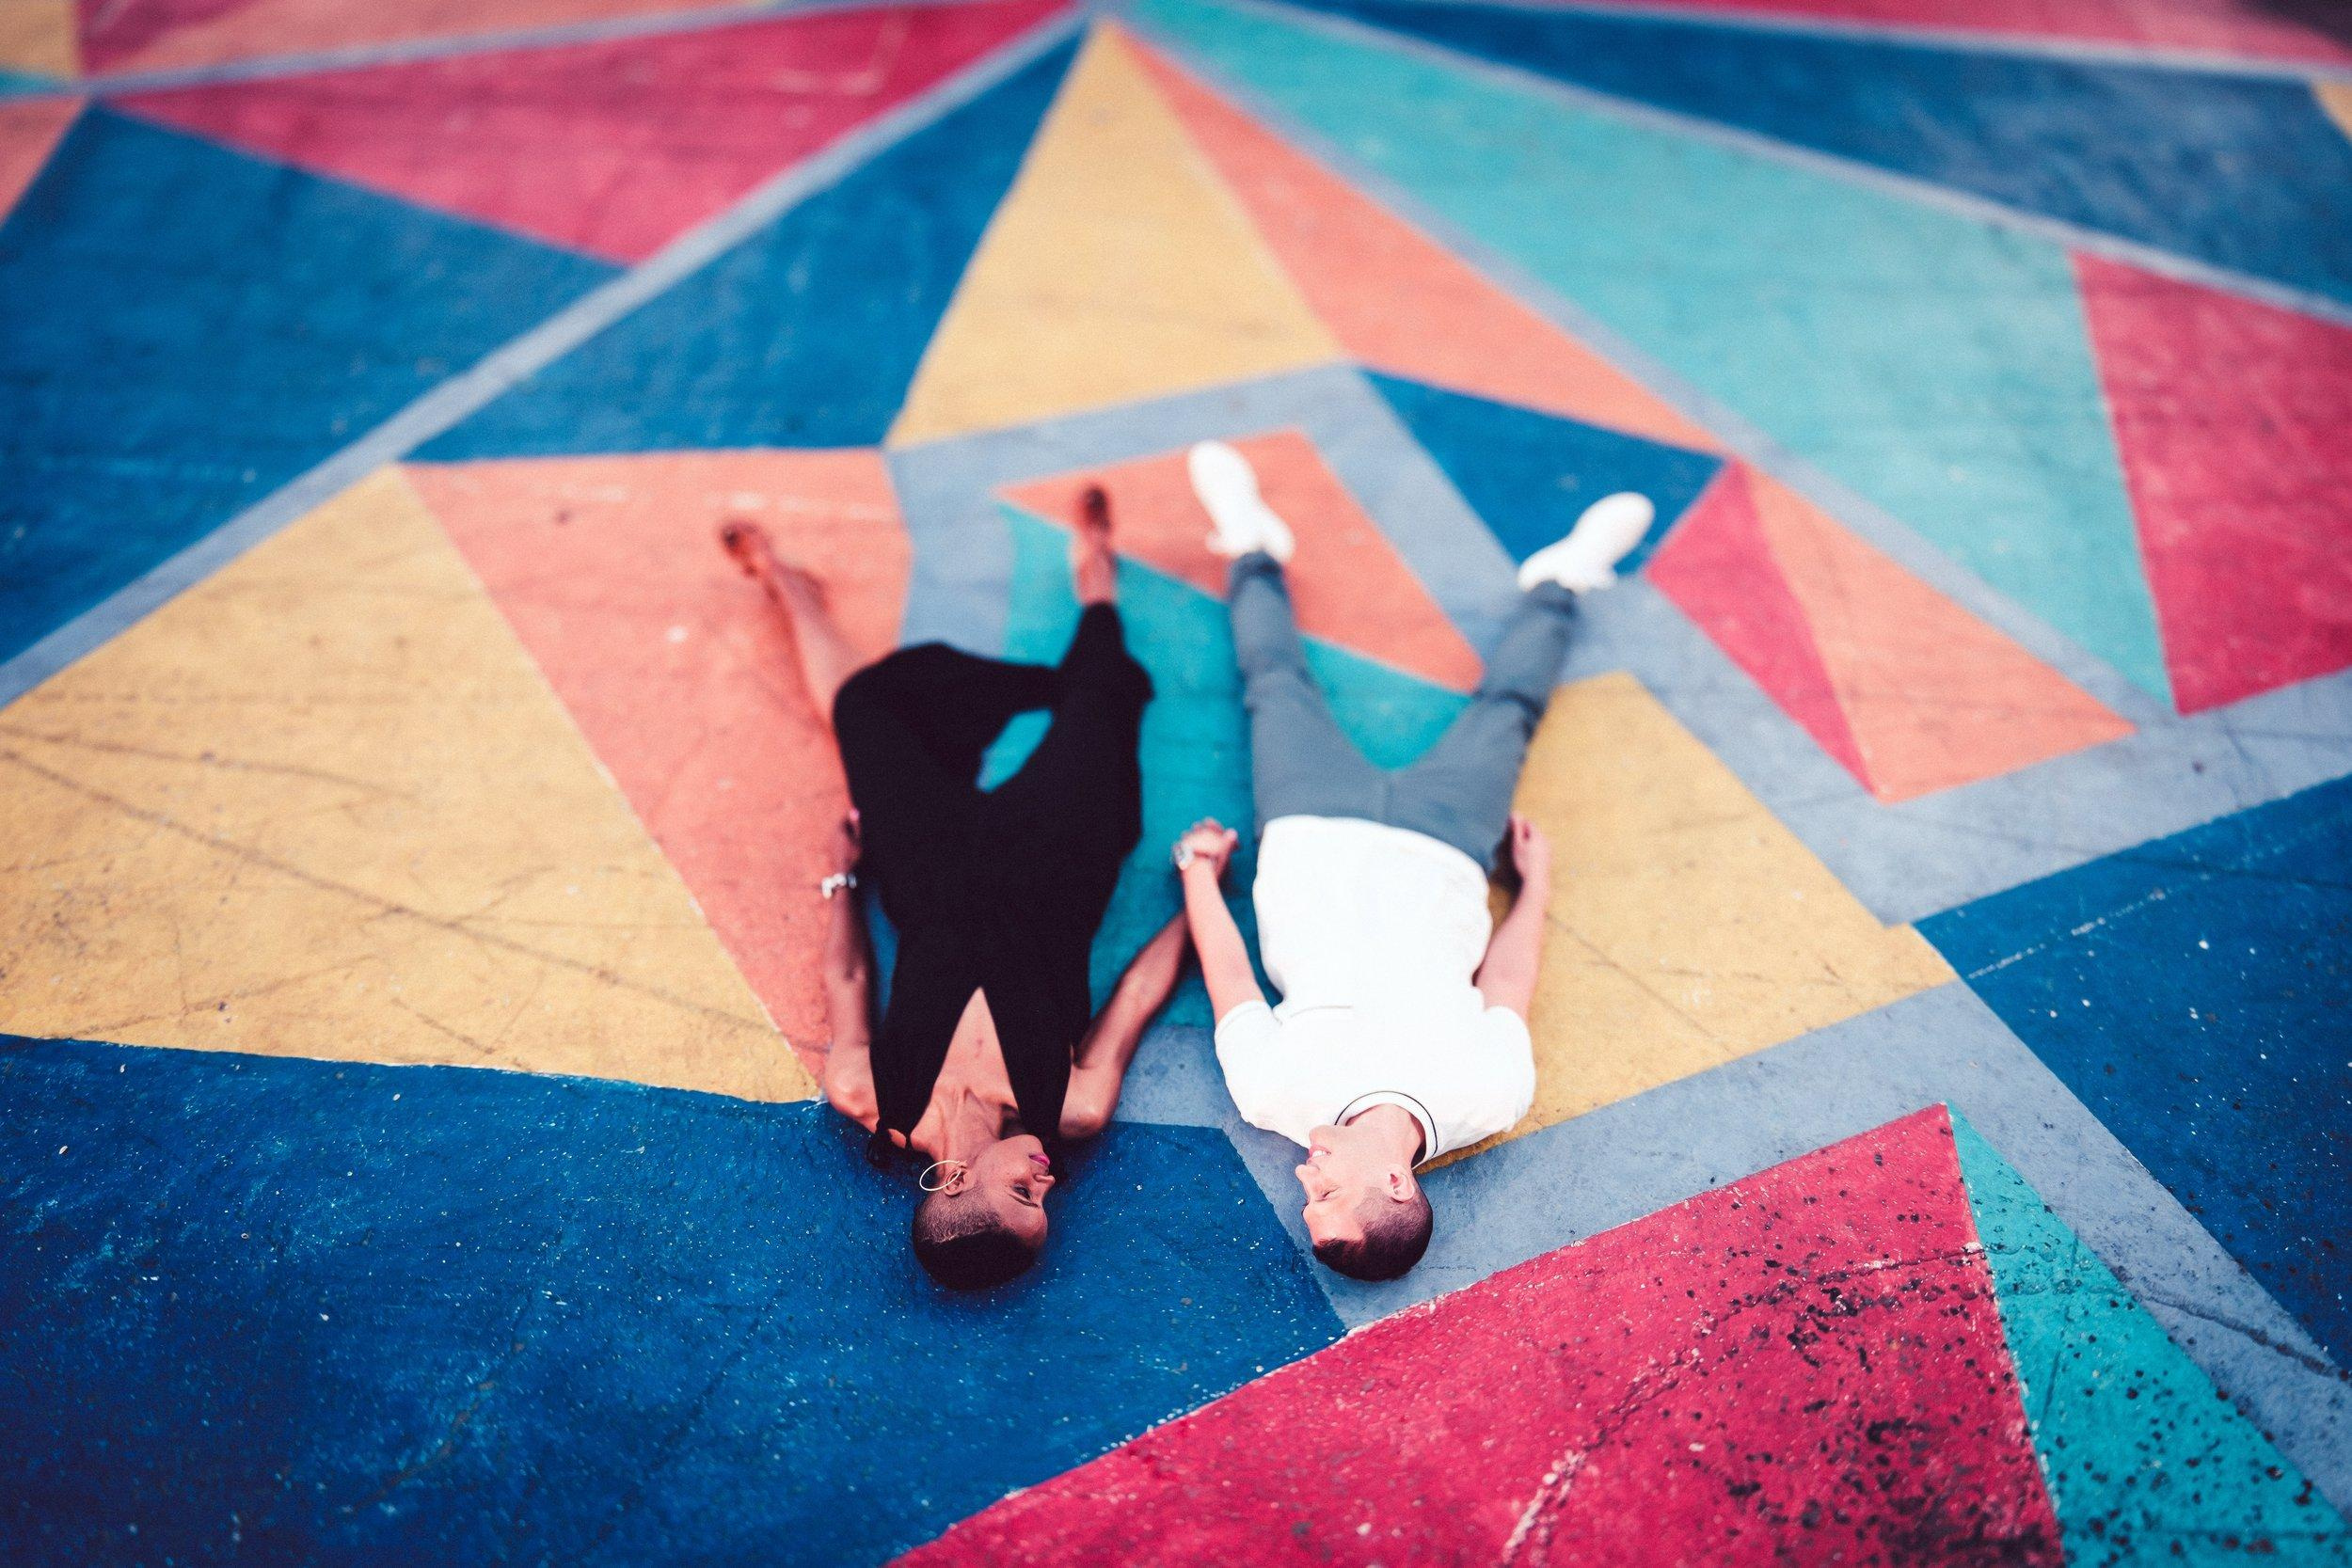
[1507,813,1552,895]
[1177,818,1239,880]
[830,809,863,876]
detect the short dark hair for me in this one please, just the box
[1312,1190,1433,1281]
[911,1192,1040,1291]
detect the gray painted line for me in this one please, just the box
[1288,0,2352,86]
[884,361,2352,926]
[0,7,1086,712]
[1120,8,2180,728]
[50,0,1036,99]
[887,361,1532,653]
[1576,580,2352,925]
[1187,983,2352,1511]
[1148,0,2352,337]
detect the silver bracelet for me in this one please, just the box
[1171,841,1197,871]
[818,871,858,900]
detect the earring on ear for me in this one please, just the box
[918,1159,968,1193]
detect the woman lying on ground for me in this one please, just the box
[720,487,1188,1291]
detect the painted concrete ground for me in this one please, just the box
[1,0,2348,1560]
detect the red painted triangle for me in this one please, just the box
[2077,253,2352,714]
[118,0,1063,261]
[1000,430,1485,692]
[1648,465,1870,786]
[898,1106,2060,1566]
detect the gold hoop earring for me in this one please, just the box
[918,1159,967,1193]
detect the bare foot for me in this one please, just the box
[721,518,827,606]
[1073,483,1116,607]
[720,518,778,578]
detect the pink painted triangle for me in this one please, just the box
[1131,38,1722,453]
[898,1106,2062,1566]
[118,0,1063,261]
[1000,430,1485,693]
[406,450,911,1079]
[2076,252,2352,714]
[1649,464,1869,786]
[1749,470,2132,801]
[0,97,79,226]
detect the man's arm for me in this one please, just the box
[1060,912,1191,1139]
[1475,814,1553,1018]
[1176,819,1263,1023]
[817,814,880,1130]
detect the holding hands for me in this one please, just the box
[1174,818,1240,880]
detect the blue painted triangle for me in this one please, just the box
[0,106,612,668]
[0,1034,1340,1564]
[0,70,60,99]
[1951,1113,2352,1563]
[1924,775,2352,1368]
[418,40,1076,461]
[1368,371,1721,574]
[991,502,1468,1024]
[1284,0,2352,310]
[1133,0,2174,705]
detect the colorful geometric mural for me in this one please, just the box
[3,0,2348,1559]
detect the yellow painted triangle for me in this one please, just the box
[887,23,1342,446]
[0,0,77,77]
[1442,672,1952,1165]
[0,469,814,1102]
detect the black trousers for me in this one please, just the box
[831,607,1152,1150]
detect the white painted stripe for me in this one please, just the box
[0,6,1085,708]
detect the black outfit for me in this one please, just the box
[832,606,1152,1164]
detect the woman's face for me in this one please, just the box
[964,1132,1056,1244]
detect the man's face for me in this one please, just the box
[964,1132,1056,1245]
[1295,1122,1401,1245]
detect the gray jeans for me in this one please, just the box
[1230,551,1576,872]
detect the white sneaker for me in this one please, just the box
[1187,440,1296,564]
[1516,491,1656,594]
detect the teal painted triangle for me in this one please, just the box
[1950,1113,2350,1564]
[1286,0,2352,311]
[0,71,61,99]
[1134,0,2173,706]
[993,502,1468,1023]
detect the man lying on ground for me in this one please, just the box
[1172,440,1654,1281]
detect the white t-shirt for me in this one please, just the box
[1214,815,1537,1164]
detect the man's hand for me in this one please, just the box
[1175,818,1263,1022]
[1177,818,1240,880]
[1506,813,1551,895]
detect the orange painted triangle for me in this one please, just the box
[1648,465,1868,784]
[1749,472,2132,802]
[0,96,78,225]
[407,449,911,1080]
[1133,38,1720,453]
[1000,430,1483,692]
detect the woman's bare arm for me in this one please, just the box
[817,815,879,1130]
[1060,912,1192,1139]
